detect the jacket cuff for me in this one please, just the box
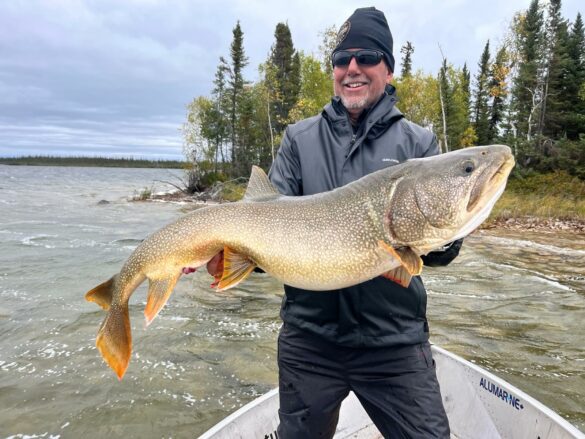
[421,238,463,267]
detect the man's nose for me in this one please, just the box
[347,56,361,75]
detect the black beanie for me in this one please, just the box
[333,7,395,72]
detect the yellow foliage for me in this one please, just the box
[459,126,478,147]
[394,71,440,128]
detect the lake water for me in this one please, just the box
[1,165,584,438]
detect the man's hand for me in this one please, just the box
[206,251,224,287]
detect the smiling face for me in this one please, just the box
[333,48,393,121]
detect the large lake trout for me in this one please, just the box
[86,145,515,378]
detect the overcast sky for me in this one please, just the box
[0,0,582,159]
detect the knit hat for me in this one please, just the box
[333,7,395,72]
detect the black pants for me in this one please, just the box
[277,324,450,439]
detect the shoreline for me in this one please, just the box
[142,191,585,234]
[481,217,585,234]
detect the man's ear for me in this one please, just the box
[387,70,394,84]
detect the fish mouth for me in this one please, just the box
[467,154,515,212]
[444,151,514,245]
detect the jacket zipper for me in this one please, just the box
[346,134,356,159]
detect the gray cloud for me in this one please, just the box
[0,0,582,159]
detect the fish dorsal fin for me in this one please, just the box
[243,166,280,200]
[378,241,423,288]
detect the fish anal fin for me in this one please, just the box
[144,272,181,326]
[243,166,280,200]
[96,304,131,380]
[216,247,256,291]
[85,275,116,310]
[378,241,423,288]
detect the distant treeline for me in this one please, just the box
[0,155,186,168]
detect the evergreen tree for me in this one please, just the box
[453,66,475,148]
[539,0,567,138]
[438,59,472,150]
[291,51,301,103]
[461,63,471,105]
[473,41,492,144]
[488,46,511,142]
[236,85,261,175]
[268,22,301,132]
[226,21,249,176]
[209,59,230,173]
[511,0,544,143]
[561,13,585,139]
[460,63,474,145]
[400,42,414,78]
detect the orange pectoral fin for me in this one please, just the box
[215,247,256,291]
[144,272,181,326]
[382,267,413,288]
[378,241,423,288]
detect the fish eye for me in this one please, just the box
[463,161,475,174]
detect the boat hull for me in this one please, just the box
[199,345,584,438]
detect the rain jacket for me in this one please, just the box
[268,85,461,347]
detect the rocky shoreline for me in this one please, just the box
[482,217,585,233]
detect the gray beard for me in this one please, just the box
[340,95,369,111]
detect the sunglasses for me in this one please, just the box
[331,50,385,67]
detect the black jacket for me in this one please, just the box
[268,85,461,347]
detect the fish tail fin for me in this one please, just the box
[96,304,131,380]
[144,273,181,326]
[85,275,117,310]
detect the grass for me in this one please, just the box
[489,171,585,221]
[217,179,247,202]
[132,186,153,201]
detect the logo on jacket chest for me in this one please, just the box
[382,158,399,163]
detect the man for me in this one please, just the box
[209,7,461,438]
